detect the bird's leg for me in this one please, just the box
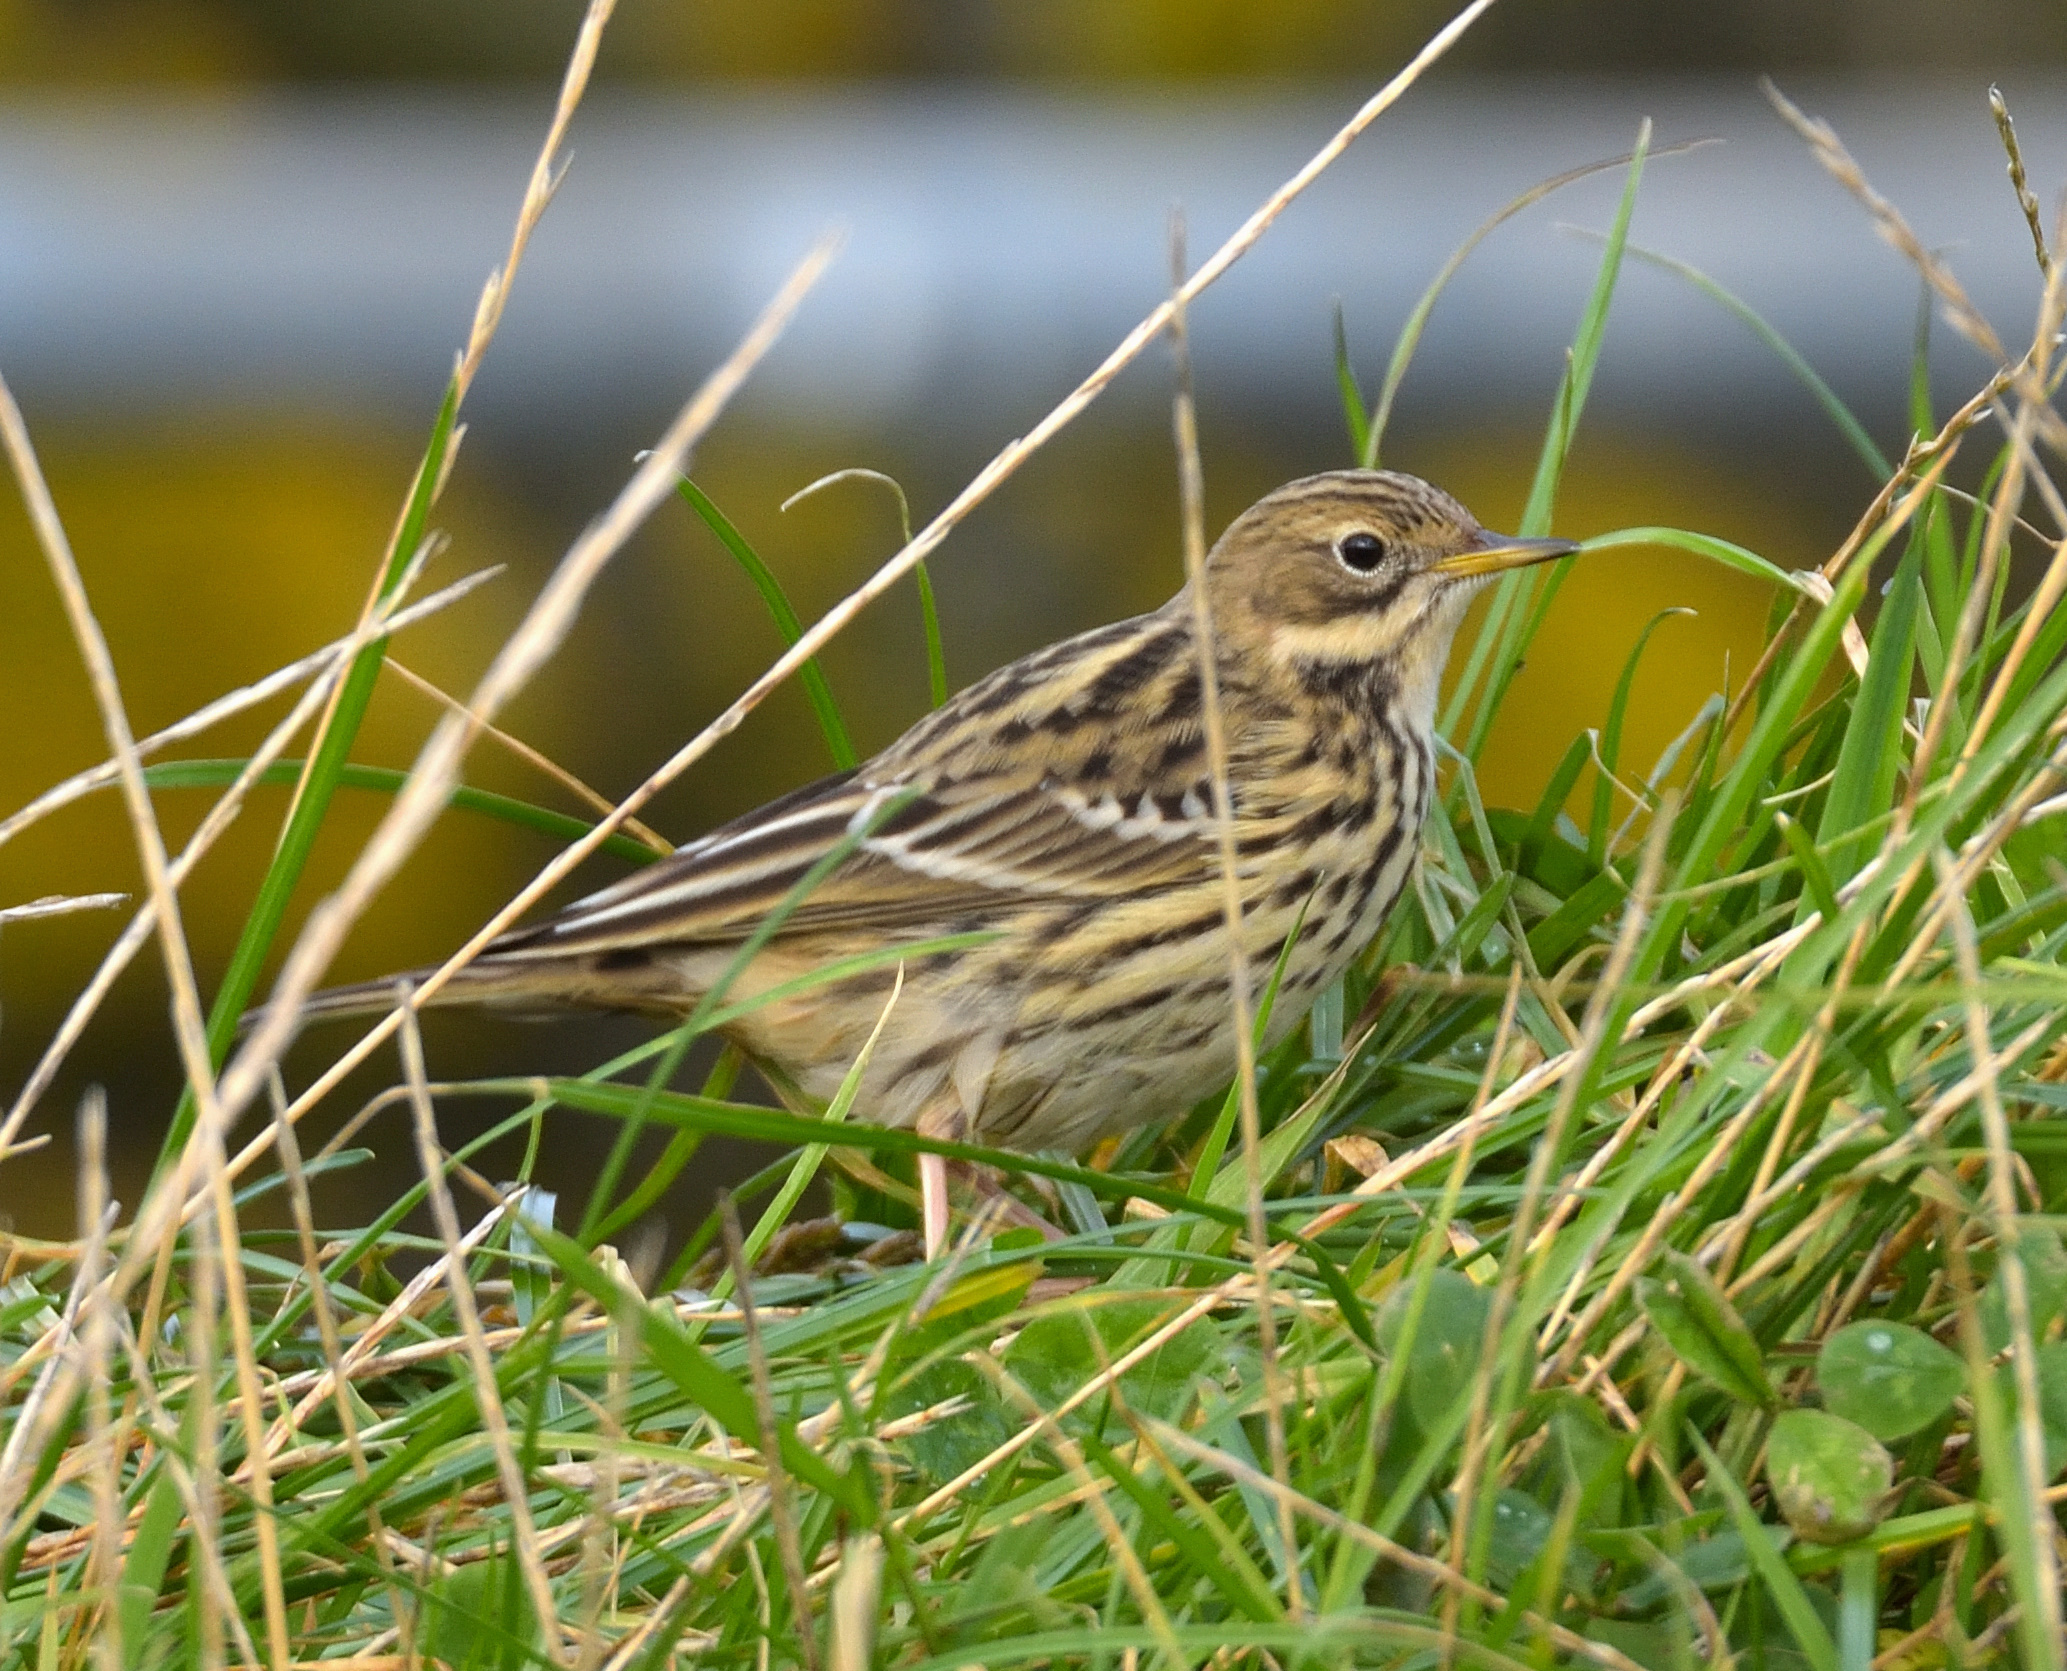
[946,1161,1066,1241]
[915,1099,966,1261]
[919,1153,950,1261]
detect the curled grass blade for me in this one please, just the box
[1365,138,1706,470]
[783,466,947,708]
[1577,526,1817,594]
[674,476,857,769]
[1577,233,1893,479]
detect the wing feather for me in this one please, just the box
[484,603,1223,963]
[492,774,1216,961]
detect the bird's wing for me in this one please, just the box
[488,764,1221,961]
[487,602,1231,962]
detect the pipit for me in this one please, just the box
[296,469,1576,1255]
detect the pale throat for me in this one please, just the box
[1387,613,1456,738]
[1263,598,1460,737]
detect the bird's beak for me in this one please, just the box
[1429,531,1582,579]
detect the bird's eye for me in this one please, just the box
[1336,531,1388,573]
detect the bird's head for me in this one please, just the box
[1205,469,1580,659]
[1201,468,1578,722]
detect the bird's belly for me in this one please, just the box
[700,811,1421,1157]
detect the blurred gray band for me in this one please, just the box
[0,79,2058,433]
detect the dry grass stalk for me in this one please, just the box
[235,233,840,1138]
[721,1196,818,1671]
[399,1004,566,1667]
[1940,852,2065,1648]
[383,655,673,856]
[1167,207,1301,1619]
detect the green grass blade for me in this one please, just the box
[524,1220,858,1507]
[1690,1429,1838,1671]
[1590,607,1695,866]
[509,1077,1248,1234]
[913,556,949,708]
[155,379,462,1176]
[1814,535,1921,889]
[781,465,945,708]
[711,983,890,1297]
[1367,140,1697,472]
[1578,526,1813,594]
[1604,237,1891,479]
[674,476,857,769]
[576,788,924,1241]
[1447,122,1651,759]
[1651,563,1868,968]
[1907,280,1935,440]
[1775,812,1841,927]
[1519,732,1592,880]
[1332,299,1372,465]
[141,759,662,867]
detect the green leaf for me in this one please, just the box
[1816,1320,1963,1441]
[420,1547,540,1671]
[1637,1251,1776,1407]
[1692,1428,1839,1671]
[1616,1522,1793,1609]
[1375,1266,1492,1434]
[1445,1487,1556,1591]
[1765,1409,1895,1546]
[1004,1298,1223,1434]
[2037,1341,2067,1480]
[1980,1224,2067,1356]
[1535,1391,1633,1527]
[885,1358,1016,1487]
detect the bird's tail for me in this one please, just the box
[242,948,679,1035]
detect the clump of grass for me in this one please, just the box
[5,6,2067,1670]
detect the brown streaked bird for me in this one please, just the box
[295,470,1577,1255]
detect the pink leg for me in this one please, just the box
[920,1152,950,1261]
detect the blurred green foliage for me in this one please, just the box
[1,0,2060,84]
